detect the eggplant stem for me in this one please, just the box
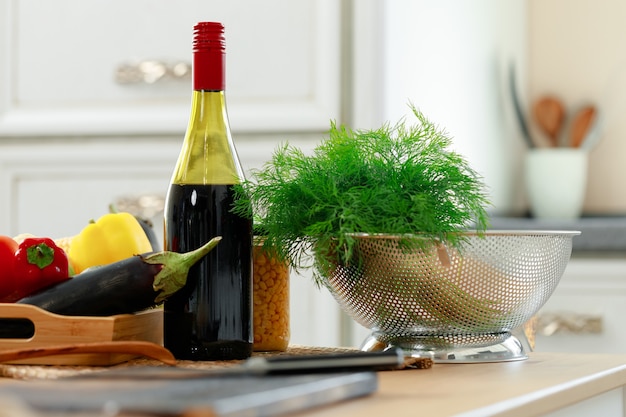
[146,236,222,303]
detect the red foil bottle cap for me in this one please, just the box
[193,22,225,91]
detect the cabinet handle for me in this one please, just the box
[536,312,603,336]
[115,194,165,219]
[114,60,191,84]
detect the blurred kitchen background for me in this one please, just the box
[1,0,625,353]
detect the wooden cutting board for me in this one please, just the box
[0,372,377,416]
[0,304,163,365]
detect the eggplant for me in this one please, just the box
[17,237,221,317]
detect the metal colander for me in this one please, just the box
[319,230,580,362]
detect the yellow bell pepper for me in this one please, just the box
[69,212,154,274]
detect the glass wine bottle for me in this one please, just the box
[163,21,253,361]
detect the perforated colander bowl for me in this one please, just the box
[319,230,580,362]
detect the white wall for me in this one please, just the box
[372,0,528,215]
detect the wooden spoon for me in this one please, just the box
[0,341,176,365]
[533,96,565,147]
[569,106,596,148]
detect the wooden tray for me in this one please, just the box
[0,304,163,366]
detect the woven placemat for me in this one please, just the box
[0,345,432,380]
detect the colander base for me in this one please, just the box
[360,329,530,363]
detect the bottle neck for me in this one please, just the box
[193,51,224,91]
[170,90,243,185]
[188,90,228,130]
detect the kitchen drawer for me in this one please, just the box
[534,257,626,354]
[0,135,318,238]
[0,139,179,238]
[0,0,340,136]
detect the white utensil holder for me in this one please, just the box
[525,148,588,220]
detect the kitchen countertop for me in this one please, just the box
[294,352,626,417]
[489,216,626,253]
[0,351,624,416]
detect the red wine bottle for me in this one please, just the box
[163,22,253,360]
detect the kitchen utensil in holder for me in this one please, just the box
[319,231,579,363]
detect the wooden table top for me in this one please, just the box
[293,352,626,417]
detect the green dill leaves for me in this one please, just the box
[233,106,491,275]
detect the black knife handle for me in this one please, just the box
[245,347,405,374]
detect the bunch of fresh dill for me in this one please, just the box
[233,106,491,276]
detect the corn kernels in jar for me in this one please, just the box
[252,244,290,351]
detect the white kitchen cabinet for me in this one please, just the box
[534,257,626,354]
[0,139,178,238]
[0,0,343,233]
[0,134,313,247]
[0,0,342,233]
[0,0,340,136]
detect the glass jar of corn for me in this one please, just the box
[252,239,290,351]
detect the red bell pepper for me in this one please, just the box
[11,237,70,301]
[0,235,19,301]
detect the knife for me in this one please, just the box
[68,347,409,380]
